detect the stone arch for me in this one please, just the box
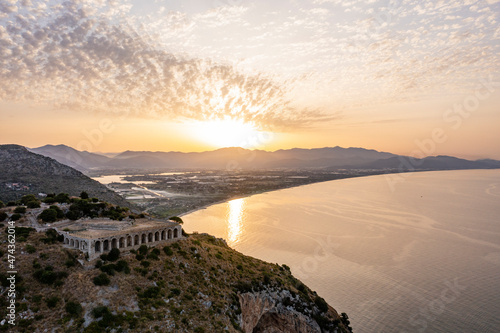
[148,233,153,242]
[168,229,172,239]
[127,235,132,247]
[135,234,139,245]
[155,231,159,242]
[111,238,117,249]
[95,241,101,252]
[65,238,69,245]
[142,233,147,244]
[161,230,166,240]
[174,228,179,238]
[70,239,74,247]
[119,237,125,248]
[103,239,109,251]
[75,240,80,249]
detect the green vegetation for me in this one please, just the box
[39,208,58,222]
[14,206,27,214]
[93,273,110,286]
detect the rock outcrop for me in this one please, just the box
[239,289,344,333]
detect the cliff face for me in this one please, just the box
[240,291,323,333]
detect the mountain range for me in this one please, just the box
[29,144,500,173]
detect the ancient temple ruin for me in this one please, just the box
[58,218,182,260]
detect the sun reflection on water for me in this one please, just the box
[227,198,245,246]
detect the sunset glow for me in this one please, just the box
[191,118,263,149]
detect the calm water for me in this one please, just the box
[183,170,500,333]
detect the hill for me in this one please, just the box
[0,225,352,332]
[0,145,131,208]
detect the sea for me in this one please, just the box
[181,169,500,333]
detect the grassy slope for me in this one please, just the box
[0,228,350,333]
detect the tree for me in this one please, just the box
[10,213,21,221]
[27,201,41,208]
[39,209,57,223]
[20,194,37,205]
[0,200,4,208]
[80,191,89,200]
[54,193,70,203]
[106,248,120,262]
[14,206,27,214]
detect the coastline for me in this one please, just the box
[176,168,500,219]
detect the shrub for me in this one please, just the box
[10,213,21,221]
[14,206,27,214]
[49,205,64,218]
[93,273,110,286]
[0,200,4,208]
[20,195,37,205]
[80,191,89,199]
[38,209,57,222]
[0,212,8,222]
[314,296,329,313]
[92,306,109,318]
[65,301,83,317]
[27,201,41,208]
[45,296,60,308]
[106,248,120,262]
[25,244,36,254]
[163,246,173,256]
[138,245,148,255]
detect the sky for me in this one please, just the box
[0,0,499,159]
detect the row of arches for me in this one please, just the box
[93,227,180,253]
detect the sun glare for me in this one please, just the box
[191,117,264,148]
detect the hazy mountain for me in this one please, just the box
[29,144,112,171]
[31,145,398,171]
[0,144,131,207]
[343,155,499,171]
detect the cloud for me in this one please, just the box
[0,0,330,130]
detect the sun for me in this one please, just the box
[190,117,265,148]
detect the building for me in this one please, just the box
[58,218,182,260]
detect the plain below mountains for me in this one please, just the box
[0,144,131,207]
[29,144,500,173]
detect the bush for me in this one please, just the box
[20,195,37,205]
[49,205,64,218]
[93,273,110,286]
[14,206,27,214]
[10,213,21,221]
[0,200,4,208]
[106,248,120,262]
[65,301,83,317]
[80,191,89,199]
[38,209,57,223]
[92,305,110,318]
[138,245,148,255]
[0,212,7,222]
[163,246,173,256]
[27,201,40,208]
[314,296,329,313]
[25,244,36,254]
[45,296,60,308]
